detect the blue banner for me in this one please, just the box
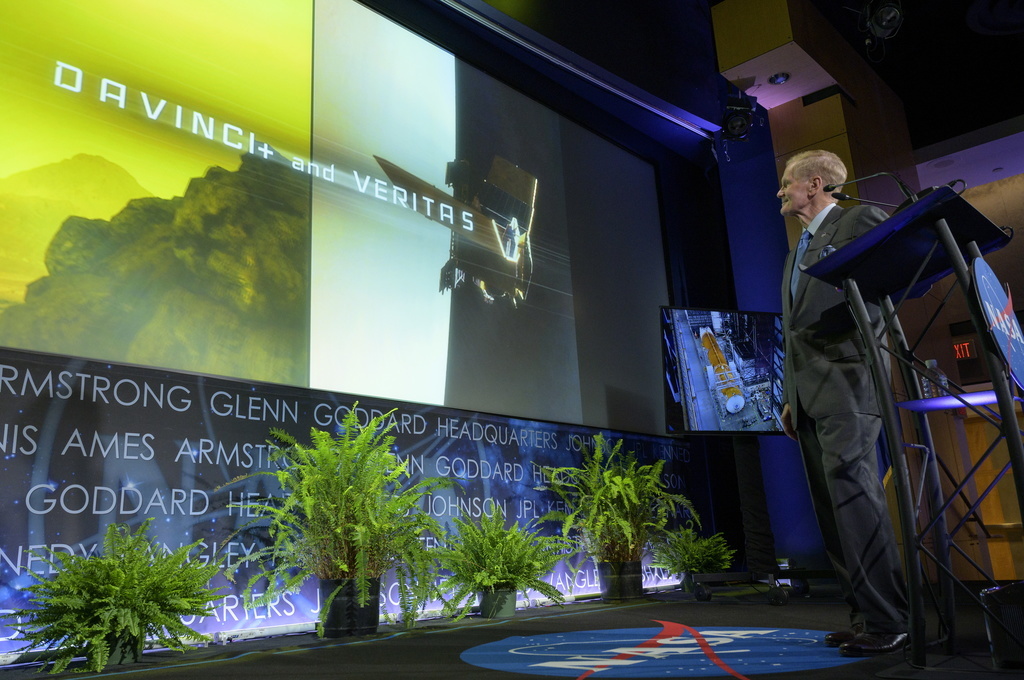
[0,347,708,651]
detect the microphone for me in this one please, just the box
[824,171,916,201]
[831,192,899,208]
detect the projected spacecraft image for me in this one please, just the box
[375,154,536,306]
[663,307,784,434]
[0,0,663,432]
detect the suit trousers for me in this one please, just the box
[795,406,908,634]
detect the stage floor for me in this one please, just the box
[1,582,1011,680]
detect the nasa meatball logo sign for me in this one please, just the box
[973,257,1024,390]
[461,622,864,678]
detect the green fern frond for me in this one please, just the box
[6,519,223,674]
[434,507,573,621]
[539,434,698,564]
[650,522,736,576]
[227,403,451,631]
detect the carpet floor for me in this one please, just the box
[1,582,1013,679]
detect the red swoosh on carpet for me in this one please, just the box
[573,619,750,680]
[675,621,751,680]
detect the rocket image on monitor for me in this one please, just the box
[661,307,785,435]
[699,326,745,414]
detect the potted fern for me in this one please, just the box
[434,508,572,620]
[540,434,696,601]
[651,521,736,591]
[228,405,450,636]
[7,519,223,674]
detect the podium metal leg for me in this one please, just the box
[882,297,957,654]
[845,278,926,666]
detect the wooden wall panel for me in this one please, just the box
[712,0,792,72]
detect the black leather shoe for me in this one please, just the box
[824,624,864,647]
[838,632,908,656]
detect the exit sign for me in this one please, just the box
[953,338,975,360]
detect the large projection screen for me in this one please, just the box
[0,0,670,434]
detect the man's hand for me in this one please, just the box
[781,402,797,441]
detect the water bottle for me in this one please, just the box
[920,359,948,399]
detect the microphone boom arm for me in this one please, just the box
[831,192,899,208]
[825,170,916,201]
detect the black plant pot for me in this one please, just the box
[104,632,143,666]
[478,589,517,619]
[597,560,644,602]
[319,577,381,637]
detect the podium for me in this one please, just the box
[804,185,1023,667]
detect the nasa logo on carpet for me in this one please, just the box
[461,621,866,678]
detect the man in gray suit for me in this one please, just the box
[778,149,908,656]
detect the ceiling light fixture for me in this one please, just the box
[866,1,904,39]
[767,72,790,85]
[858,0,904,62]
[722,93,757,141]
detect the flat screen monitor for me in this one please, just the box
[661,306,785,435]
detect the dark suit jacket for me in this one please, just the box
[781,203,890,424]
